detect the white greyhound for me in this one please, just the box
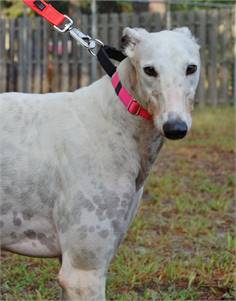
[0,27,200,300]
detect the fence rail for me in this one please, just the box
[0,9,235,105]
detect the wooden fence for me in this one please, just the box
[0,9,235,105]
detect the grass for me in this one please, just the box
[1,106,235,301]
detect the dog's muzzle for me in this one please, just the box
[163,119,188,140]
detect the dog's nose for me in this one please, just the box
[163,120,188,140]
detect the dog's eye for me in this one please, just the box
[143,66,158,77]
[186,64,197,75]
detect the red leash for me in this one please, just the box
[23,0,72,30]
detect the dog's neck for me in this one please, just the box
[111,58,165,188]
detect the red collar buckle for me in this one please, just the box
[127,100,141,115]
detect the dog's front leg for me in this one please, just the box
[58,251,106,301]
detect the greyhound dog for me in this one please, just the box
[0,27,200,300]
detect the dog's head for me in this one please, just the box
[121,27,200,140]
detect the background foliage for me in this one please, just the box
[1,0,235,17]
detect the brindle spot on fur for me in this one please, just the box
[38,233,47,242]
[37,233,56,252]
[116,209,126,219]
[98,203,107,211]
[89,226,95,232]
[13,216,22,226]
[86,201,95,212]
[121,200,128,207]
[93,195,102,206]
[133,134,140,142]
[78,225,87,232]
[108,142,117,152]
[77,193,95,212]
[111,220,123,235]
[10,232,17,239]
[121,154,128,161]
[3,186,13,195]
[98,229,109,239]
[75,286,97,298]
[96,246,102,252]
[71,249,100,270]
[37,168,59,208]
[96,208,104,218]
[75,225,88,240]
[0,203,12,215]
[24,229,36,239]
[98,215,106,221]
[79,232,87,240]
[106,208,116,219]
[22,209,34,220]
[123,192,132,200]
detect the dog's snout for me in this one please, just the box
[163,119,188,140]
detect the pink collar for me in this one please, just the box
[111,72,152,121]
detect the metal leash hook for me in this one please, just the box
[23,0,103,56]
[69,28,104,56]
[54,16,103,56]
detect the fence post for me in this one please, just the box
[197,10,207,106]
[234,4,236,105]
[42,21,49,92]
[9,19,16,91]
[18,15,29,92]
[34,18,42,93]
[27,17,32,92]
[166,0,171,29]
[0,19,6,92]
[208,10,218,106]
[219,9,229,104]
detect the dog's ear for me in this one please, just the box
[173,27,200,48]
[121,27,148,57]
[173,27,193,39]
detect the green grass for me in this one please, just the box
[1,106,235,301]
